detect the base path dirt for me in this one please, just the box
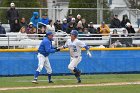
[1,81,140,91]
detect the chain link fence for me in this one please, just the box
[0,7,140,25]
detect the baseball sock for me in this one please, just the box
[34,71,40,80]
[73,68,81,81]
[48,74,52,82]
[73,67,78,73]
[77,77,81,81]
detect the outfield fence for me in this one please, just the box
[0,48,140,76]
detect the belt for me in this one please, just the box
[38,53,48,57]
[71,56,81,58]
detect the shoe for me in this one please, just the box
[49,81,54,83]
[32,79,38,84]
[77,80,81,83]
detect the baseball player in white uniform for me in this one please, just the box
[59,30,92,83]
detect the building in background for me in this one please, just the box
[109,0,140,27]
[47,0,69,21]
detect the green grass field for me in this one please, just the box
[0,74,140,93]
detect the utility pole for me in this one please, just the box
[53,0,57,21]
[97,0,103,24]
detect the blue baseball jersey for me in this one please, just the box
[38,37,56,57]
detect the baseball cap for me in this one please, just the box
[77,14,81,18]
[10,3,15,7]
[72,18,75,21]
[46,31,53,36]
[63,18,67,21]
[29,22,33,25]
[89,22,93,24]
[126,22,131,27]
[70,30,78,36]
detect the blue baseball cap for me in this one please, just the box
[46,31,53,36]
[70,30,78,36]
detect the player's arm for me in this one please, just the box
[57,40,68,50]
[44,41,57,53]
[51,44,56,49]
[78,40,92,57]
[57,45,68,50]
[77,40,89,50]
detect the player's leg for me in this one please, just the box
[74,57,82,83]
[32,53,45,83]
[68,56,82,71]
[68,56,82,83]
[44,57,53,83]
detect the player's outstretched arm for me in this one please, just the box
[57,46,66,50]
[57,40,68,50]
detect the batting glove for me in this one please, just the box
[87,50,92,58]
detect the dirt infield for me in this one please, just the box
[0,81,140,91]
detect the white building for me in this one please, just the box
[109,0,140,27]
[47,0,69,21]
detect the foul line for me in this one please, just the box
[1,81,140,91]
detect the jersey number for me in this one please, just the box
[73,46,77,52]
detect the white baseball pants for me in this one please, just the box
[36,53,52,74]
[68,56,82,71]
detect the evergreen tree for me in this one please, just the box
[0,0,47,23]
[68,0,110,24]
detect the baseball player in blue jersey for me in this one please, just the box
[59,30,92,83]
[32,31,60,84]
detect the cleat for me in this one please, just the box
[32,79,38,84]
[49,81,54,83]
